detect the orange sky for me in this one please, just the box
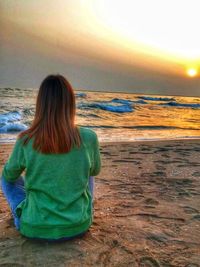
[0,1,200,96]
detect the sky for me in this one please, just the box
[0,0,200,96]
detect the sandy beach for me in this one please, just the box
[0,139,200,266]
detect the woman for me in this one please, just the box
[1,74,101,241]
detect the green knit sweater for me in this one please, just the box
[2,127,101,239]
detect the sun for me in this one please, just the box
[187,68,198,77]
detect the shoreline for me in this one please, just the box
[0,136,200,145]
[100,136,200,145]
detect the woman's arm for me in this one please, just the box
[2,139,26,182]
[90,133,101,176]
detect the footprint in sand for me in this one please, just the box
[161,154,170,158]
[0,264,25,267]
[139,256,160,267]
[183,206,199,214]
[146,233,168,244]
[152,171,166,177]
[2,218,15,229]
[192,214,200,221]
[97,241,136,266]
[168,178,193,186]
[192,172,200,177]
[155,165,166,171]
[144,198,159,206]
[186,264,199,267]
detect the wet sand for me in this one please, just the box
[0,140,200,266]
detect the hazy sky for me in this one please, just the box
[0,0,200,96]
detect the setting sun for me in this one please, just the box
[187,68,198,77]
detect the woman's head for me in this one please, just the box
[37,74,76,127]
[19,74,81,153]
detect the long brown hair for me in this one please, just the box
[19,74,81,153]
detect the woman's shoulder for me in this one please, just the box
[78,126,98,142]
[16,132,34,149]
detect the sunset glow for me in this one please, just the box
[85,0,200,60]
[82,0,200,78]
[1,0,200,95]
[187,68,198,77]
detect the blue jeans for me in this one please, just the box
[1,176,94,242]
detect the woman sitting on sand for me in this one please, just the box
[1,74,101,241]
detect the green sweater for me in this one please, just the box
[2,127,101,239]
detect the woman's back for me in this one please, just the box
[3,127,101,239]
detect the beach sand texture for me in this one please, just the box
[0,140,200,266]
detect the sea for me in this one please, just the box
[0,87,200,143]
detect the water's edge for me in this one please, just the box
[1,136,200,145]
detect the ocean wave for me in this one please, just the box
[0,111,22,125]
[110,98,133,105]
[124,125,180,130]
[93,103,133,113]
[111,98,147,105]
[0,111,27,133]
[77,113,101,118]
[77,97,150,113]
[160,102,200,108]
[79,125,117,128]
[138,96,175,101]
[0,123,27,133]
[78,102,133,113]
[75,93,87,98]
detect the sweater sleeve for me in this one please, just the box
[90,133,101,176]
[2,138,26,182]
